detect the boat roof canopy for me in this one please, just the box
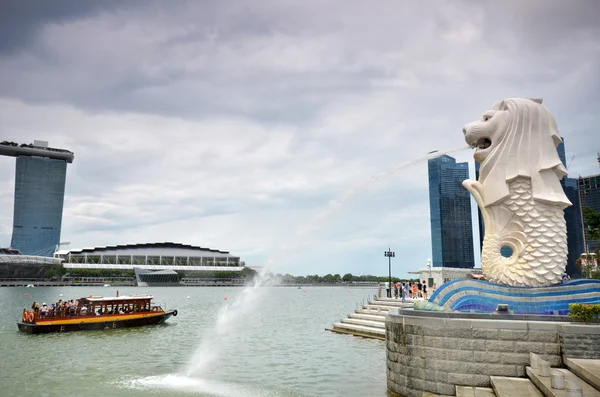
[80,295,153,303]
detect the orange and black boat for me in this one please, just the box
[18,294,178,334]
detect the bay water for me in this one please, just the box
[0,285,386,397]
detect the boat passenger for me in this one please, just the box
[40,303,48,317]
[80,306,88,316]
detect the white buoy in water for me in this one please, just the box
[59,294,63,297]
[187,296,190,299]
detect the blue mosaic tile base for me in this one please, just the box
[425,278,600,315]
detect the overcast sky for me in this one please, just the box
[1,1,599,278]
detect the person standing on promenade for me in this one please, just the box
[393,282,399,299]
[422,280,428,300]
[401,282,407,303]
[385,281,390,298]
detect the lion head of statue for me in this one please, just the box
[462,97,571,207]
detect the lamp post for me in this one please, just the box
[427,258,432,286]
[385,248,395,298]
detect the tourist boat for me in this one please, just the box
[17,294,178,334]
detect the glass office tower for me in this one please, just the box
[1,141,74,257]
[428,155,475,268]
[557,139,584,276]
[579,174,600,253]
[564,177,584,275]
[11,157,67,256]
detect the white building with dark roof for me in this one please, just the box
[55,242,244,272]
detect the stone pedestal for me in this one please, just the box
[386,309,600,397]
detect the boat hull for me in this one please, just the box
[17,311,176,334]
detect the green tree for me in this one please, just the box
[583,207,600,240]
[323,274,334,283]
[44,268,56,279]
[240,266,258,280]
[342,273,353,282]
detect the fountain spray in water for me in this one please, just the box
[184,271,276,378]
[181,145,471,380]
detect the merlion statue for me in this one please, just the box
[462,98,571,287]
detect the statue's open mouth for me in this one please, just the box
[475,138,492,150]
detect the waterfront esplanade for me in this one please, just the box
[0,141,74,257]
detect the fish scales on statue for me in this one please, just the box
[462,97,571,287]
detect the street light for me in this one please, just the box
[427,258,432,285]
[384,248,395,298]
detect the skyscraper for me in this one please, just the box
[475,161,484,252]
[556,139,584,275]
[563,176,584,275]
[579,173,600,253]
[0,141,74,256]
[428,155,475,268]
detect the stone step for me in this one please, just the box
[363,304,394,311]
[341,318,385,328]
[526,366,600,397]
[348,313,386,322]
[355,308,387,316]
[491,376,544,397]
[370,299,415,308]
[455,386,496,397]
[565,358,600,391]
[328,322,385,340]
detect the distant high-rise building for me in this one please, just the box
[557,139,567,170]
[564,177,584,275]
[0,141,74,256]
[475,162,484,253]
[556,139,584,276]
[579,173,600,254]
[557,139,585,275]
[428,155,475,268]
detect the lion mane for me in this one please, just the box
[478,97,571,208]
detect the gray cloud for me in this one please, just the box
[0,1,599,276]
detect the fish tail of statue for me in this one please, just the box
[474,177,568,287]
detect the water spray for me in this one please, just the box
[284,145,471,252]
[181,144,471,383]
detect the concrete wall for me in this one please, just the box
[560,324,600,359]
[386,310,600,397]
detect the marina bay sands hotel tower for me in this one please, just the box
[0,140,74,256]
